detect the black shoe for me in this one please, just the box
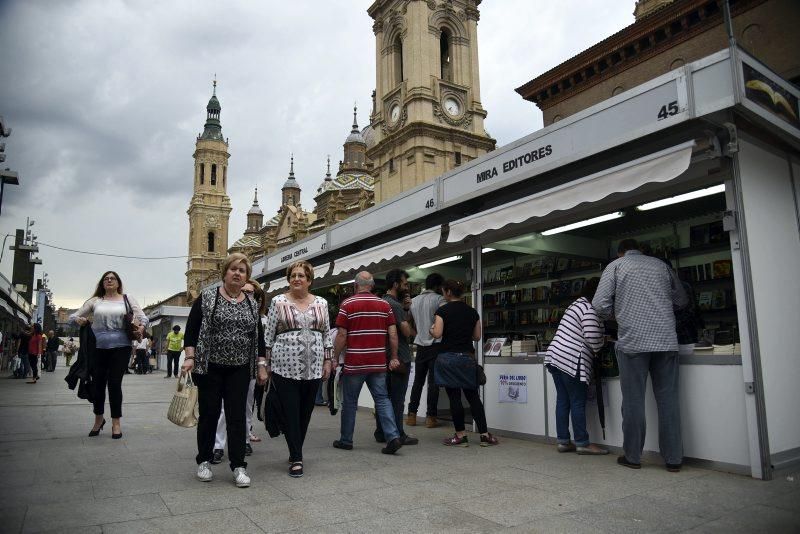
[617,455,642,469]
[112,432,123,440]
[332,440,353,450]
[164,375,172,379]
[381,438,403,455]
[374,433,387,443]
[289,461,303,478]
[245,443,253,456]
[88,418,106,437]
[210,449,224,464]
[401,435,419,446]
[666,463,682,472]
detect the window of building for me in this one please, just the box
[394,36,404,86]
[200,164,204,185]
[455,152,462,166]
[211,164,217,185]
[440,29,452,81]
[207,232,215,253]
[223,166,227,188]
[389,158,395,173]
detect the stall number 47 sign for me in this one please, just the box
[657,100,679,120]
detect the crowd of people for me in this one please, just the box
[30,238,689,488]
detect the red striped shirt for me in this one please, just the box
[336,292,395,375]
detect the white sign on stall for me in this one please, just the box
[498,374,528,403]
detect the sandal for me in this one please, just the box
[249,433,262,443]
[289,461,303,478]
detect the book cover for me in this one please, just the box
[542,256,555,274]
[713,260,732,279]
[556,257,570,272]
[711,290,726,310]
[698,291,713,311]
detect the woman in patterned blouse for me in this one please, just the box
[261,260,333,478]
[183,253,265,488]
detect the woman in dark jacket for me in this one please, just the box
[182,253,265,488]
[431,280,498,447]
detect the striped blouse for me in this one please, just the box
[544,297,605,383]
[264,294,332,380]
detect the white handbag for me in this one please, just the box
[167,372,198,428]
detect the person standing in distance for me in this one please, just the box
[406,272,445,428]
[333,271,404,455]
[165,325,184,379]
[592,238,688,472]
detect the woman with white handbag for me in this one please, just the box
[182,253,265,489]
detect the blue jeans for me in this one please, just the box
[375,370,409,441]
[340,372,399,445]
[548,366,589,447]
[617,349,682,465]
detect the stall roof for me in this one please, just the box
[332,225,441,276]
[447,140,694,243]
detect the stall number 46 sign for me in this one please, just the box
[657,100,679,121]
[425,198,435,209]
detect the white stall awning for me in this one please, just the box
[267,279,289,293]
[447,140,695,243]
[148,318,163,328]
[0,299,14,316]
[267,263,329,293]
[16,309,28,321]
[332,226,442,276]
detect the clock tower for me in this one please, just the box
[186,80,232,301]
[367,0,495,203]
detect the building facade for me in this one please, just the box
[186,82,232,301]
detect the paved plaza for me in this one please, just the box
[0,364,798,534]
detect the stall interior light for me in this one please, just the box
[481,248,495,253]
[417,255,462,269]
[636,184,725,211]
[541,212,624,236]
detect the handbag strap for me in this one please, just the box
[123,294,132,315]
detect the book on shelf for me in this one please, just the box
[542,256,555,274]
[711,290,726,310]
[712,260,732,279]
[531,258,543,275]
[556,257,570,272]
[570,278,585,297]
[698,291,713,311]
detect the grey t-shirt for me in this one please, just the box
[410,290,446,346]
[383,293,411,363]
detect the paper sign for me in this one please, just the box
[498,374,527,403]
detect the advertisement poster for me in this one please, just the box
[498,374,527,403]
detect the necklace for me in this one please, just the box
[223,287,241,303]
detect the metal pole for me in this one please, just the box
[723,0,736,48]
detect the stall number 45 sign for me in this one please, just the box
[657,100,680,121]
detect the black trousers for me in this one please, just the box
[135,349,148,374]
[272,373,320,462]
[166,351,181,377]
[375,369,409,440]
[194,363,250,470]
[408,345,440,416]
[445,387,488,434]
[92,346,130,418]
[28,354,39,379]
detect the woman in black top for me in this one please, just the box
[430,280,498,447]
[182,253,266,488]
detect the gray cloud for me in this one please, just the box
[0,0,633,308]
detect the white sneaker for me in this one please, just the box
[233,467,250,488]
[196,461,213,482]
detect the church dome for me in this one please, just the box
[207,94,221,112]
[362,125,376,149]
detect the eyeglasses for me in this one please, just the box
[103,276,118,282]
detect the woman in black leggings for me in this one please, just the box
[430,279,498,447]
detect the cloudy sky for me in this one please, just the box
[0,0,634,309]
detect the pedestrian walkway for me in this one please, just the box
[1,366,798,533]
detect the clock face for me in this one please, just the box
[443,97,461,116]
[390,104,400,123]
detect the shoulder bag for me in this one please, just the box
[167,372,199,428]
[123,294,143,342]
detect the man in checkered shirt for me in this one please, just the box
[593,238,688,472]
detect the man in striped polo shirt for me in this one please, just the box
[333,271,404,454]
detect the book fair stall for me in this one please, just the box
[253,46,800,480]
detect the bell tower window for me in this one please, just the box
[393,36,404,86]
[208,232,215,252]
[223,166,227,188]
[199,164,204,185]
[211,164,217,185]
[440,29,452,82]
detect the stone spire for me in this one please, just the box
[200,78,224,141]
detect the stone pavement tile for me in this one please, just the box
[684,503,800,533]
[92,472,202,499]
[159,481,291,516]
[0,505,27,534]
[447,466,564,494]
[370,461,462,486]
[449,486,591,527]
[499,513,613,534]
[34,460,145,483]
[350,479,488,513]
[31,526,102,534]
[570,494,708,533]
[102,507,264,534]
[21,493,169,533]
[557,463,699,504]
[265,468,390,500]
[764,488,800,513]
[0,469,39,488]
[238,492,384,533]
[137,457,195,476]
[0,480,93,507]
[291,504,503,533]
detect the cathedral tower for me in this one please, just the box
[186,81,232,300]
[366,0,496,202]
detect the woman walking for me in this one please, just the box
[544,278,608,455]
[70,271,147,438]
[182,253,265,488]
[262,260,333,477]
[431,280,498,447]
[26,323,45,384]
